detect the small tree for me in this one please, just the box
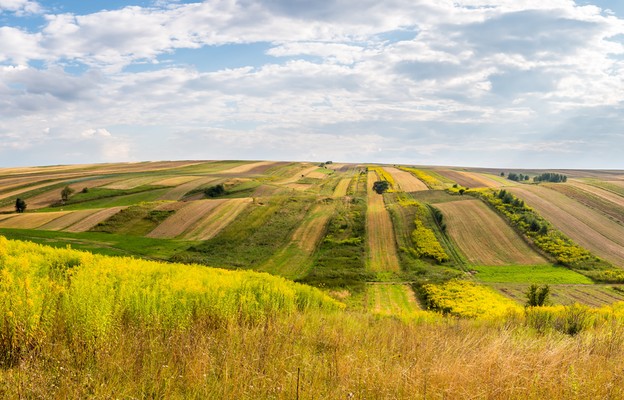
[372,181,390,194]
[204,184,226,198]
[61,185,75,202]
[526,284,550,307]
[15,198,27,213]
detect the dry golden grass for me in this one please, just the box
[385,166,429,191]
[436,199,547,265]
[152,175,203,187]
[366,172,400,272]
[0,212,69,229]
[510,185,624,267]
[332,178,352,197]
[147,199,226,238]
[183,198,253,240]
[64,206,126,232]
[37,209,102,231]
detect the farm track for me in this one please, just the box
[509,185,624,267]
[183,198,253,241]
[366,172,400,272]
[384,167,428,191]
[147,199,227,239]
[435,199,547,265]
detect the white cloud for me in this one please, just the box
[0,0,41,15]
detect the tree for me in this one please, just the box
[500,172,505,177]
[526,284,550,307]
[61,185,75,202]
[15,198,26,213]
[372,180,389,194]
[204,184,226,198]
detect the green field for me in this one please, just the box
[472,264,594,284]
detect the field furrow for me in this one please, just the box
[183,198,253,240]
[435,199,547,265]
[147,199,227,239]
[384,167,428,191]
[509,185,624,267]
[366,172,400,272]
[64,207,126,232]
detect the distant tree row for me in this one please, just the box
[505,172,530,182]
[534,173,567,183]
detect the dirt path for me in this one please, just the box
[509,185,624,267]
[366,172,400,272]
[384,167,428,191]
[435,199,547,265]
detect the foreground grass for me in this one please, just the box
[4,237,624,398]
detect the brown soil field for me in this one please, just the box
[332,178,352,197]
[220,161,277,174]
[509,186,624,267]
[568,180,624,208]
[37,209,102,231]
[492,283,624,307]
[545,182,624,224]
[435,170,503,188]
[366,172,400,272]
[0,212,69,229]
[183,198,253,241]
[146,199,227,239]
[64,207,126,232]
[435,199,547,265]
[157,177,218,201]
[384,167,428,191]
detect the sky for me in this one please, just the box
[0,0,623,169]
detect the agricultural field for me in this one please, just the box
[435,199,547,266]
[384,166,428,191]
[434,169,502,188]
[509,185,624,267]
[366,170,400,272]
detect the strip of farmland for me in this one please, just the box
[491,283,624,307]
[435,169,504,188]
[157,176,217,201]
[384,167,428,191]
[183,198,253,241]
[146,199,227,239]
[368,284,422,315]
[38,209,102,231]
[509,185,624,267]
[435,199,547,265]
[0,212,70,229]
[64,207,126,232]
[366,171,400,272]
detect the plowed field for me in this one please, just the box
[183,198,253,240]
[435,199,547,265]
[509,185,624,267]
[147,199,226,238]
[435,170,504,188]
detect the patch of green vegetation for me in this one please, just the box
[409,190,467,204]
[90,204,174,235]
[0,228,194,260]
[472,265,594,284]
[296,177,322,185]
[174,195,313,269]
[297,197,373,292]
[41,188,169,211]
[223,180,262,197]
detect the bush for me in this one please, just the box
[204,184,226,198]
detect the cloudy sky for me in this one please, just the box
[1,0,623,168]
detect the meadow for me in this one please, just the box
[1,160,624,397]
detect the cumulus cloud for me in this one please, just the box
[0,0,623,167]
[0,0,41,15]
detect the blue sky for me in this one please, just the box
[1,1,623,168]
